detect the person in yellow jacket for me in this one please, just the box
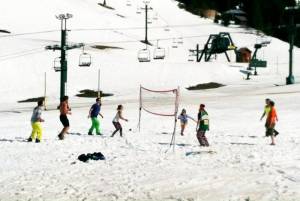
[260,98,271,121]
[28,100,44,143]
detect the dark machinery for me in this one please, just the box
[197,32,237,62]
[248,41,270,75]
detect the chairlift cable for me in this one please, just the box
[0,24,256,39]
[0,47,45,58]
[0,30,59,38]
[0,50,45,62]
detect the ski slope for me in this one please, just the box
[0,0,299,201]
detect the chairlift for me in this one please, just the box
[188,50,196,62]
[138,49,151,62]
[153,47,165,60]
[147,20,153,24]
[172,38,178,48]
[126,0,131,6]
[136,7,142,14]
[177,37,184,45]
[53,57,61,72]
[79,46,92,67]
[152,13,158,20]
[79,53,92,67]
[164,27,170,32]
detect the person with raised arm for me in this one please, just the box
[111,105,128,137]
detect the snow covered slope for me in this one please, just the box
[0,0,299,105]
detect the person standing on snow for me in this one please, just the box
[58,96,71,140]
[260,98,279,137]
[178,109,196,136]
[88,97,103,135]
[28,100,45,143]
[196,104,210,146]
[111,105,128,137]
[266,101,279,145]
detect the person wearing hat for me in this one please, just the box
[88,97,103,135]
[28,100,45,143]
[196,104,210,146]
[178,108,196,136]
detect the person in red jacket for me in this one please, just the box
[266,101,278,145]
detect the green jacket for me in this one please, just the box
[198,110,209,131]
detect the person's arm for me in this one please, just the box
[119,111,128,122]
[275,109,278,121]
[88,104,95,118]
[260,111,266,121]
[196,120,200,131]
[67,104,72,114]
[88,108,92,118]
[187,115,197,123]
[37,108,44,122]
[196,113,200,131]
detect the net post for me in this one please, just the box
[170,87,180,149]
[138,85,142,132]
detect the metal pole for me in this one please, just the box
[138,85,142,132]
[196,44,200,62]
[98,68,101,98]
[170,87,180,150]
[145,4,148,44]
[286,8,296,84]
[44,72,47,110]
[60,19,68,100]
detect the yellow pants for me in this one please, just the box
[31,122,43,140]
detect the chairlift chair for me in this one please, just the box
[126,0,131,6]
[138,49,151,62]
[79,45,92,67]
[188,58,195,62]
[53,57,61,72]
[172,38,178,48]
[153,47,165,60]
[136,7,142,14]
[152,12,158,20]
[164,27,170,32]
[79,52,92,67]
[177,37,184,45]
[188,50,196,62]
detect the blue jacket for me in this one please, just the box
[90,103,101,118]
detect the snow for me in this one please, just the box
[0,0,300,201]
